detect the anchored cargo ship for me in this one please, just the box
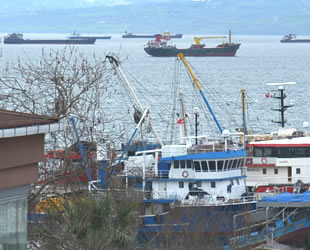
[68,32,111,40]
[122,31,182,39]
[280,34,310,43]
[144,30,240,57]
[4,33,96,45]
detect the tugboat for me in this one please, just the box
[144,30,240,57]
[4,33,96,45]
[280,34,310,43]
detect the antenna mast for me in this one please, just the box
[266,82,296,128]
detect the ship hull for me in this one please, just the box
[281,39,310,43]
[4,38,96,44]
[144,44,240,57]
[69,36,111,40]
[123,34,183,39]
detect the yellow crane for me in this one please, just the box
[194,36,227,45]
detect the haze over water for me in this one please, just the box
[1,34,309,142]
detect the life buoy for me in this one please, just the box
[261,157,267,164]
[246,157,253,165]
[182,171,189,178]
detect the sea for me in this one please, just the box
[1,33,310,144]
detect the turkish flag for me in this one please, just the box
[177,118,184,124]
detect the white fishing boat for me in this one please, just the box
[245,82,310,193]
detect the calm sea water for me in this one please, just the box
[1,33,309,142]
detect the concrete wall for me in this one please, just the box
[0,134,44,189]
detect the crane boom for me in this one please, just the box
[194,36,227,45]
[106,55,164,146]
[176,53,223,134]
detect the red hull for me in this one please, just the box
[276,227,310,246]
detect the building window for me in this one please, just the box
[263,168,267,175]
[179,182,184,188]
[296,168,301,174]
[274,169,278,175]
[211,181,216,188]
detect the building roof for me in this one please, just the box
[0,109,58,129]
[0,109,64,138]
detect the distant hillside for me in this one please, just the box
[1,0,310,35]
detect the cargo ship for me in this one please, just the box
[122,31,182,39]
[4,33,96,44]
[280,34,310,43]
[144,30,240,57]
[68,32,111,40]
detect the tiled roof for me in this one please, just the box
[0,110,59,129]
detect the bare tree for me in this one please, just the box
[0,46,143,248]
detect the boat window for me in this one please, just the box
[227,184,232,193]
[174,160,179,169]
[232,159,238,169]
[291,147,309,158]
[236,178,240,185]
[237,159,243,169]
[263,168,267,175]
[217,160,224,171]
[296,168,301,174]
[194,161,201,172]
[209,161,216,171]
[186,160,192,169]
[253,147,263,157]
[263,147,273,157]
[240,158,245,168]
[276,148,290,158]
[179,182,184,188]
[224,160,229,170]
[211,181,216,188]
[274,169,278,175]
[180,160,186,169]
[196,181,202,187]
[228,160,234,170]
[201,161,208,172]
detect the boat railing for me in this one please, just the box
[178,195,257,207]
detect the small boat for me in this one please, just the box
[232,192,310,249]
[144,30,240,57]
[122,31,182,39]
[280,34,310,43]
[4,33,96,45]
[68,32,111,40]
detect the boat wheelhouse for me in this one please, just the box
[246,136,310,193]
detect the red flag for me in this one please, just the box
[177,118,184,124]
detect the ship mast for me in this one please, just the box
[266,82,296,128]
[241,89,247,146]
[176,53,223,134]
